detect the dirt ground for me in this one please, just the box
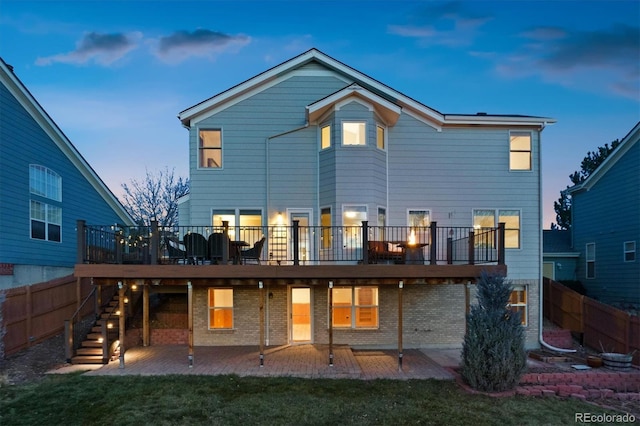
[0,333,67,386]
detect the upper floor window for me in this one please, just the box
[30,165,61,201]
[509,132,532,171]
[473,209,520,249]
[342,122,366,146]
[199,129,222,168]
[586,243,596,279]
[376,125,385,150]
[321,125,331,150]
[624,241,636,262]
[30,200,61,242]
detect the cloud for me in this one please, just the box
[498,24,640,100]
[36,31,141,66]
[388,1,491,47]
[154,29,250,63]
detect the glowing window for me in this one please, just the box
[510,132,531,171]
[331,286,378,328]
[208,288,233,329]
[199,129,222,168]
[342,122,366,146]
[321,125,331,149]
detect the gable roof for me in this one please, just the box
[178,48,555,131]
[0,58,135,226]
[567,121,640,195]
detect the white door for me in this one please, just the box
[290,287,312,343]
[288,209,313,264]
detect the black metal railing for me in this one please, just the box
[77,220,505,266]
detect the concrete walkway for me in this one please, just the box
[60,345,457,380]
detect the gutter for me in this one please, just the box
[538,122,576,353]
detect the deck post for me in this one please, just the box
[76,220,86,264]
[398,281,404,371]
[143,283,150,346]
[293,220,300,265]
[361,221,369,264]
[497,223,505,265]
[150,220,159,264]
[430,221,437,265]
[65,320,73,363]
[468,230,475,265]
[222,221,229,264]
[118,282,125,369]
[259,281,265,367]
[328,281,334,366]
[188,281,193,367]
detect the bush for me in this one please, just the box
[460,271,527,392]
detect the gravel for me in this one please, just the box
[0,333,67,386]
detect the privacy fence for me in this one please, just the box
[544,278,639,366]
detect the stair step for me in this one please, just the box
[71,355,107,365]
[82,340,103,348]
[92,325,118,333]
[86,332,104,340]
[76,347,103,356]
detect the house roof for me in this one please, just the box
[567,121,640,195]
[178,48,556,131]
[542,230,577,254]
[0,57,135,226]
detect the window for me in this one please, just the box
[321,207,332,249]
[342,122,366,146]
[199,129,222,168]
[212,209,262,241]
[343,205,367,249]
[29,165,62,242]
[376,125,385,150]
[331,286,378,328]
[510,132,532,171]
[29,165,61,201]
[321,125,331,149]
[473,209,520,249]
[208,288,233,329]
[586,243,596,279]
[408,210,430,228]
[624,241,636,262]
[508,286,527,326]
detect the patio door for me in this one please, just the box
[288,209,313,264]
[290,287,312,343]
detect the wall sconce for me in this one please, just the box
[276,212,284,226]
[269,292,274,299]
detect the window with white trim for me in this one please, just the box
[331,286,378,328]
[321,124,331,150]
[624,241,636,262]
[586,243,596,279]
[376,125,385,150]
[208,288,233,329]
[509,132,532,171]
[199,129,222,168]
[342,205,367,249]
[29,165,62,242]
[342,122,366,146]
[473,209,520,249]
[508,286,527,326]
[321,207,332,250]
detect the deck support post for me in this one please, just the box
[143,283,150,346]
[188,281,193,367]
[328,281,334,366]
[259,281,265,367]
[118,282,125,369]
[398,280,404,371]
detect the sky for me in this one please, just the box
[1,0,639,228]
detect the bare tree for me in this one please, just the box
[120,167,189,227]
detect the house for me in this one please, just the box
[542,230,579,282]
[74,49,554,364]
[0,58,134,289]
[566,121,640,309]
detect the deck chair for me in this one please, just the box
[208,232,228,264]
[241,236,266,264]
[184,232,207,264]
[164,237,186,264]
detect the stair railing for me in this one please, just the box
[65,286,97,363]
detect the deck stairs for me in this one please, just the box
[70,294,122,364]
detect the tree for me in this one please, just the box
[460,271,526,392]
[552,139,620,230]
[120,167,189,227]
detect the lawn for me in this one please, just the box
[0,374,627,425]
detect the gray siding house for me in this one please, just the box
[0,58,134,289]
[567,121,640,309]
[171,49,554,350]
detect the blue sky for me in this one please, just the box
[2,0,639,228]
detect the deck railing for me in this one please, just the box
[77,220,505,266]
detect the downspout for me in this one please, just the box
[538,122,576,353]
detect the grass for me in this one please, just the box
[0,374,627,425]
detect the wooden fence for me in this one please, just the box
[544,278,639,365]
[1,275,93,357]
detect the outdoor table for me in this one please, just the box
[229,241,249,264]
[397,243,428,265]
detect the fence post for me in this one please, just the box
[362,221,369,264]
[430,221,437,265]
[293,220,300,266]
[468,230,475,265]
[150,220,159,264]
[497,222,505,265]
[76,220,86,264]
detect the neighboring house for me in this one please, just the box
[542,230,579,281]
[0,58,134,289]
[75,49,554,357]
[567,121,640,309]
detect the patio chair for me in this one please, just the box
[164,237,186,264]
[241,236,266,264]
[208,232,228,264]
[183,232,207,264]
